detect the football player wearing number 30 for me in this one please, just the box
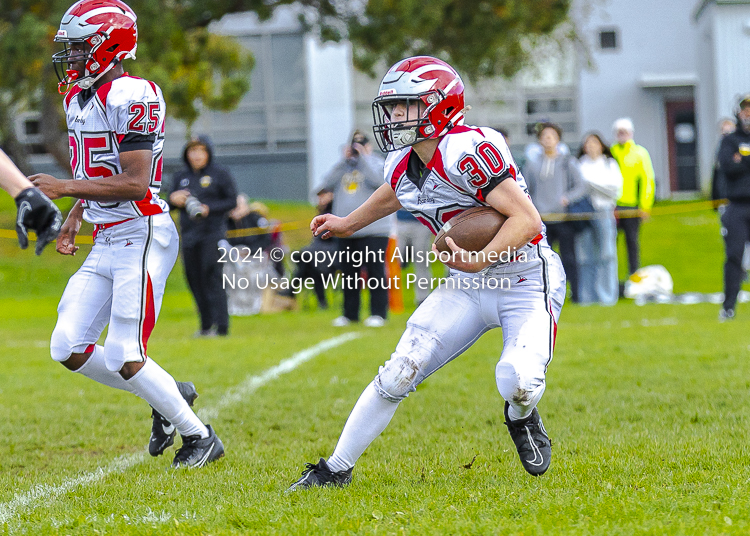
[32,0,224,469]
[289,56,567,490]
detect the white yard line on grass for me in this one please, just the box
[0,332,362,525]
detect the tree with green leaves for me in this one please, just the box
[0,0,571,173]
[0,0,254,174]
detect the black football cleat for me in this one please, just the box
[504,402,552,476]
[149,381,199,457]
[286,458,353,492]
[171,425,225,468]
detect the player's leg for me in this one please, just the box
[495,245,566,476]
[50,245,138,392]
[107,215,223,466]
[288,280,489,490]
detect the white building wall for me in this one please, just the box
[305,38,354,197]
[713,4,750,114]
[695,2,720,187]
[695,2,750,190]
[576,0,700,198]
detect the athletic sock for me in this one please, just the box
[506,402,532,422]
[127,358,209,439]
[326,381,400,472]
[74,344,135,393]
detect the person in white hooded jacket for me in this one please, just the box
[576,133,623,305]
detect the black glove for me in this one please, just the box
[15,187,63,255]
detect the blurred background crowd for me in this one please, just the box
[3,0,750,329]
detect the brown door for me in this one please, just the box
[665,100,698,192]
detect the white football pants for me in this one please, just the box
[50,213,178,371]
[374,243,566,415]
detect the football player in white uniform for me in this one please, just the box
[289,56,566,490]
[0,149,62,254]
[31,0,224,468]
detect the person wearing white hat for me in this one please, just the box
[610,118,655,277]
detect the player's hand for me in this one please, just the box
[433,238,490,273]
[169,189,190,208]
[200,204,210,217]
[29,173,67,200]
[56,212,82,256]
[311,213,351,239]
[14,187,63,255]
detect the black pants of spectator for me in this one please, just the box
[616,205,641,275]
[721,202,750,311]
[293,260,329,308]
[182,238,229,335]
[545,221,578,303]
[338,236,389,321]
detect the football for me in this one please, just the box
[433,206,507,253]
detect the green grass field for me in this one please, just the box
[1,200,749,535]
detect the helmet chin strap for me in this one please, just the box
[77,61,117,90]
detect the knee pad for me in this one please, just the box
[374,354,421,402]
[495,357,545,412]
[50,323,86,362]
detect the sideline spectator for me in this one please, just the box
[611,118,655,276]
[318,131,391,327]
[291,190,338,309]
[169,136,237,336]
[576,133,623,305]
[227,194,272,254]
[524,122,587,303]
[717,95,750,321]
[524,122,570,166]
[711,118,736,205]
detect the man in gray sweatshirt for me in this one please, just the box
[523,122,588,303]
[317,131,392,326]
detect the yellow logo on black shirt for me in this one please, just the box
[200,175,212,188]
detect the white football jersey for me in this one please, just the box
[384,125,546,254]
[63,74,169,224]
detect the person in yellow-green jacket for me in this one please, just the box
[610,118,655,275]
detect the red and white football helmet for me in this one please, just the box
[372,56,466,152]
[52,0,138,94]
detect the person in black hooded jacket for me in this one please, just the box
[169,136,237,336]
[717,96,750,321]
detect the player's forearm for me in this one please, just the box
[68,199,84,220]
[343,183,401,234]
[481,212,542,259]
[62,174,148,202]
[0,151,33,198]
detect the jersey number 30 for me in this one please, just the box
[458,142,507,188]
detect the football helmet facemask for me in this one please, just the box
[52,0,138,94]
[372,56,466,152]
